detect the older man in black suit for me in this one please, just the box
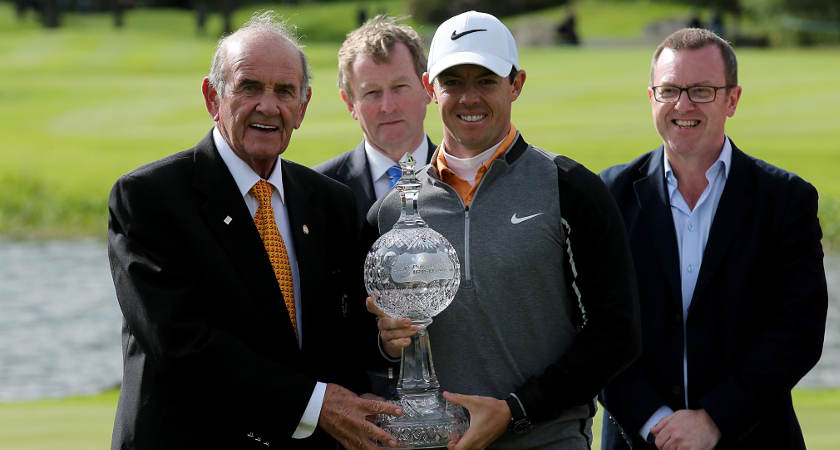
[599,28,827,450]
[107,11,400,450]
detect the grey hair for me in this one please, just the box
[208,10,311,101]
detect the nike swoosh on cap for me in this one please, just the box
[450,28,487,40]
[510,212,544,224]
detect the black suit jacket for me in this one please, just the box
[314,137,435,225]
[108,131,368,449]
[598,142,827,449]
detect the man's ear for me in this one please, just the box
[726,85,742,118]
[294,86,313,129]
[340,89,359,121]
[510,70,526,102]
[423,72,438,104]
[202,77,220,122]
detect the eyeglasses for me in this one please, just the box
[651,85,734,103]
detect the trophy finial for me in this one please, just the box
[399,152,415,172]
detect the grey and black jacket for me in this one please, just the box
[367,133,641,448]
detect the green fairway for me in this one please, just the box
[1,2,838,448]
[1,388,838,449]
[2,3,839,243]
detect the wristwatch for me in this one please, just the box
[504,393,533,434]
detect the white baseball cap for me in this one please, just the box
[427,11,519,82]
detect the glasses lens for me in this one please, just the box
[688,87,716,103]
[655,86,679,102]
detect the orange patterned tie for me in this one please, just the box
[251,179,297,340]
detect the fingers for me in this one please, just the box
[361,397,403,417]
[651,412,672,435]
[443,392,508,450]
[360,393,385,402]
[367,297,417,356]
[321,384,401,449]
[365,296,387,318]
[443,391,465,407]
[366,297,415,330]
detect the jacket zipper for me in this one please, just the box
[464,207,471,286]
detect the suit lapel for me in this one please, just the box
[343,142,377,212]
[689,144,754,312]
[192,133,293,337]
[281,161,316,323]
[633,147,682,308]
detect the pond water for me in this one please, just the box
[0,239,837,401]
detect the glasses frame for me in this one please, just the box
[651,85,735,104]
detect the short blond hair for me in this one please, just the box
[337,15,427,100]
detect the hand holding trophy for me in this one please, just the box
[364,154,468,448]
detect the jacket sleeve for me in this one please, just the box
[515,156,642,422]
[699,176,827,443]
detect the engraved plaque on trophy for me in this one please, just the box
[364,154,468,448]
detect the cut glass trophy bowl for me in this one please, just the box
[363,154,468,448]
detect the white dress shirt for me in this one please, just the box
[640,136,732,439]
[365,135,430,199]
[213,128,323,439]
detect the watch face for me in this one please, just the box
[512,418,532,434]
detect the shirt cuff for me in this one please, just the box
[292,382,326,439]
[640,405,674,440]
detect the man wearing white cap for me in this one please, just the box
[367,11,642,449]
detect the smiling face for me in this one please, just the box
[425,64,525,158]
[202,32,311,178]
[341,42,430,161]
[650,45,741,165]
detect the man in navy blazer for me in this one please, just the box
[108,12,400,450]
[315,16,434,225]
[599,28,827,449]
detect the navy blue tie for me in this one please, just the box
[386,165,402,188]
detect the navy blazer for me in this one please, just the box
[108,131,368,449]
[599,142,827,449]
[314,137,436,225]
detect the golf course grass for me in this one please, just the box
[1,1,838,448]
[1,2,839,243]
[1,388,838,448]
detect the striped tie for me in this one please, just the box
[251,179,297,339]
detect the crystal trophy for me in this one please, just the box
[363,154,468,448]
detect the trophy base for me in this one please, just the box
[376,390,469,449]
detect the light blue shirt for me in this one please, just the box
[213,128,322,439]
[640,136,732,439]
[365,135,430,199]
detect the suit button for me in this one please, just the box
[672,385,682,397]
[674,314,681,325]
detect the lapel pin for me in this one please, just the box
[224,216,232,225]
[302,224,309,235]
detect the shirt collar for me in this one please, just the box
[664,135,732,187]
[435,123,518,175]
[364,134,429,181]
[214,127,285,204]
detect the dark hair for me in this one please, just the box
[508,67,518,84]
